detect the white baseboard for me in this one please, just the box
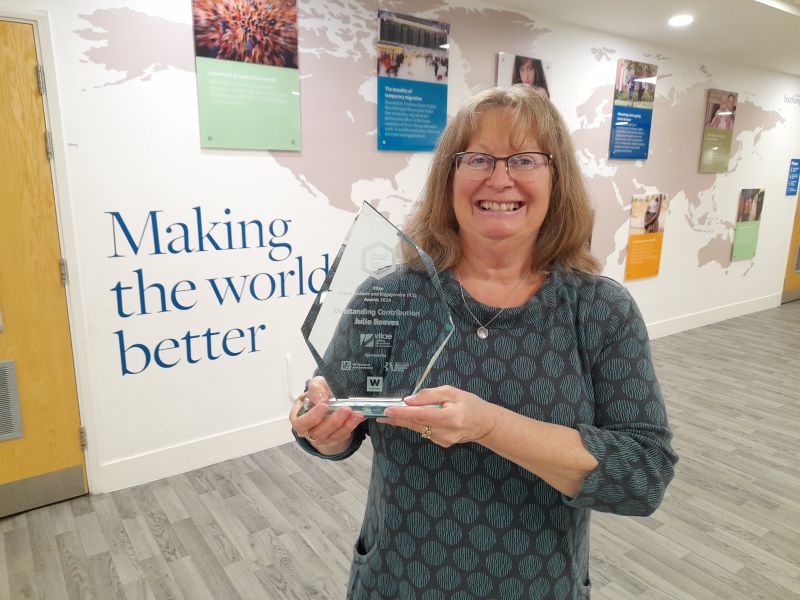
[94,416,295,493]
[646,293,782,340]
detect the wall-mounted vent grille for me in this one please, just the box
[0,361,23,442]
[795,245,800,273]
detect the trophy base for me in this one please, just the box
[301,397,442,418]
[331,397,437,418]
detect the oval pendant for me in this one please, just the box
[477,326,489,339]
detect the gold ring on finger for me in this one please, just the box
[304,431,317,442]
[420,424,432,440]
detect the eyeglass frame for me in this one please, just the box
[452,151,554,180]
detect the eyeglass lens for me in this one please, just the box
[455,152,550,180]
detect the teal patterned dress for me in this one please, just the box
[295,268,677,600]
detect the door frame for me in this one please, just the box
[0,5,101,494]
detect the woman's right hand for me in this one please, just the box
[289,376,366,456]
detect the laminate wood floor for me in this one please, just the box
[2,301,799,600]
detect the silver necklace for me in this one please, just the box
[456,273,531,339]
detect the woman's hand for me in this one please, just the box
[377,385,498,447]
[289,376,365,455]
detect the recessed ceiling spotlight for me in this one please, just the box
[668,14,694,27]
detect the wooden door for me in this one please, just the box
[783,194,800,303]
[0,19,86,517]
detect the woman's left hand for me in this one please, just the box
[377,385,498,447]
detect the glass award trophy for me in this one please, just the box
[301,202,454,417]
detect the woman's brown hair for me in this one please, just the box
[403,86,599,274]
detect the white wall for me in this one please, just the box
[5,0,798,492]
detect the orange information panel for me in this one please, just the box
[625,232,664,280]
[624,193,670,281]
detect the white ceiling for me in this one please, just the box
[496,0,800,77]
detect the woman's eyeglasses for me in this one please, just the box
[453,151,553,181]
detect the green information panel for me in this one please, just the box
[195,57,300,151]
[731,221,760,261]
[699,128,733,173]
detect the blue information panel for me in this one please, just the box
[378,78,448,152]
[786,158,800,196]
[608,59,658,161]
[376,11,449,152]
[609,105,654,160]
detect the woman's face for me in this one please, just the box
[519,60,535,86]
[452,108,552,251]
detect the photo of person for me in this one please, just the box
[496,52,550,98]
[618,61,634,95]
[706,89,738,131]
[629,193,670,235]
[377,11,449,84]
[643,194,663,233]
[736,188,765,223]
[511,55,549,97]
[192,0,298,68]
[613,60,658,109]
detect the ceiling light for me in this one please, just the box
[668,14,694,27]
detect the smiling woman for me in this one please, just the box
[451,109,553,261]
[406,86,597,276]
[289,86,677,600]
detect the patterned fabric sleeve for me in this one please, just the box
[564,282,678,516]
[292,419,368,461]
